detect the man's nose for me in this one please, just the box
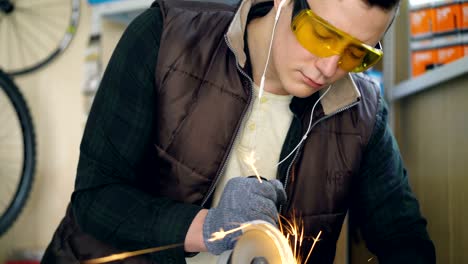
[315,55,341,78]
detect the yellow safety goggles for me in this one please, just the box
[290,0,383,72]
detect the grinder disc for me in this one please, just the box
[230,221,295,264]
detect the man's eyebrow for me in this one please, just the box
[322,24,343,39]
[348,44,367,52]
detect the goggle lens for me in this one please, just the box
[291,10,383,72]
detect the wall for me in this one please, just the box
[393,1,468,262]
[399,74,468,264]
[0,0,125,261]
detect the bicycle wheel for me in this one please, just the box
[0,0,80,76]
[0,69,36,236]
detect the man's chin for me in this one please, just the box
[288,85,321,98]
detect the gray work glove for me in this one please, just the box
[203,176,287,255]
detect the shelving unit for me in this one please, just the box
[389,57,468,101]
[389,0,468,101]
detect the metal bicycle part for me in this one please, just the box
[0,69,36,236]
[0,0,80,76]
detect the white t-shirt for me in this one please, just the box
[186,85,293,263]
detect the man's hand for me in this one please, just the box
[202,176,287,255]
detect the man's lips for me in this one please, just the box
[300,72,324,88]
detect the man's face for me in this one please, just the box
[270,0,395,97]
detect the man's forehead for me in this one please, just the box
[305,0,394,44]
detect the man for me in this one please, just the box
[42,0,435,263]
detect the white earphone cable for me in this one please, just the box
[276,84,333,166]
[258,0,287,101]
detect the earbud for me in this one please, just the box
[259,0,288,101]
[275,0,287,22]
[278,0,287,9]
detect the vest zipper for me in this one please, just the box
[204,36,361,213]
[279,100,360,214]
[200,35,256,207]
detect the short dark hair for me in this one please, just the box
[364,0,400,11]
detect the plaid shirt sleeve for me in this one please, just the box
[351,97,436,263]
[70,5,202,263]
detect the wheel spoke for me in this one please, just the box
[16,7,67,28]
[0,120,21,140]
[0,90,24,218]
[3,25,41,71]
[0,149,23,165]
[0,15,6,68]
[1,0,79,74]
[0,54,36,236]
[5,17,12,70]
[0,180,19,208]
[11,9,52,60]
[0,103,21,143]
[11,15,27,71]
[17,7,64,43]
[8,21,39,71]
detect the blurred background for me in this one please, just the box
[0,0,466,263]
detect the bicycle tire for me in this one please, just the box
[0,69,36,236]
[0,0,81,76]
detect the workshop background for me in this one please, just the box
[0,0,467,263]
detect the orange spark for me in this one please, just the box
[245,151,262,183]
[208,223,252,242]
[303,230,322,264]
[82,216,321,264]
[279,213,322,263]
[81,243,183,264]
